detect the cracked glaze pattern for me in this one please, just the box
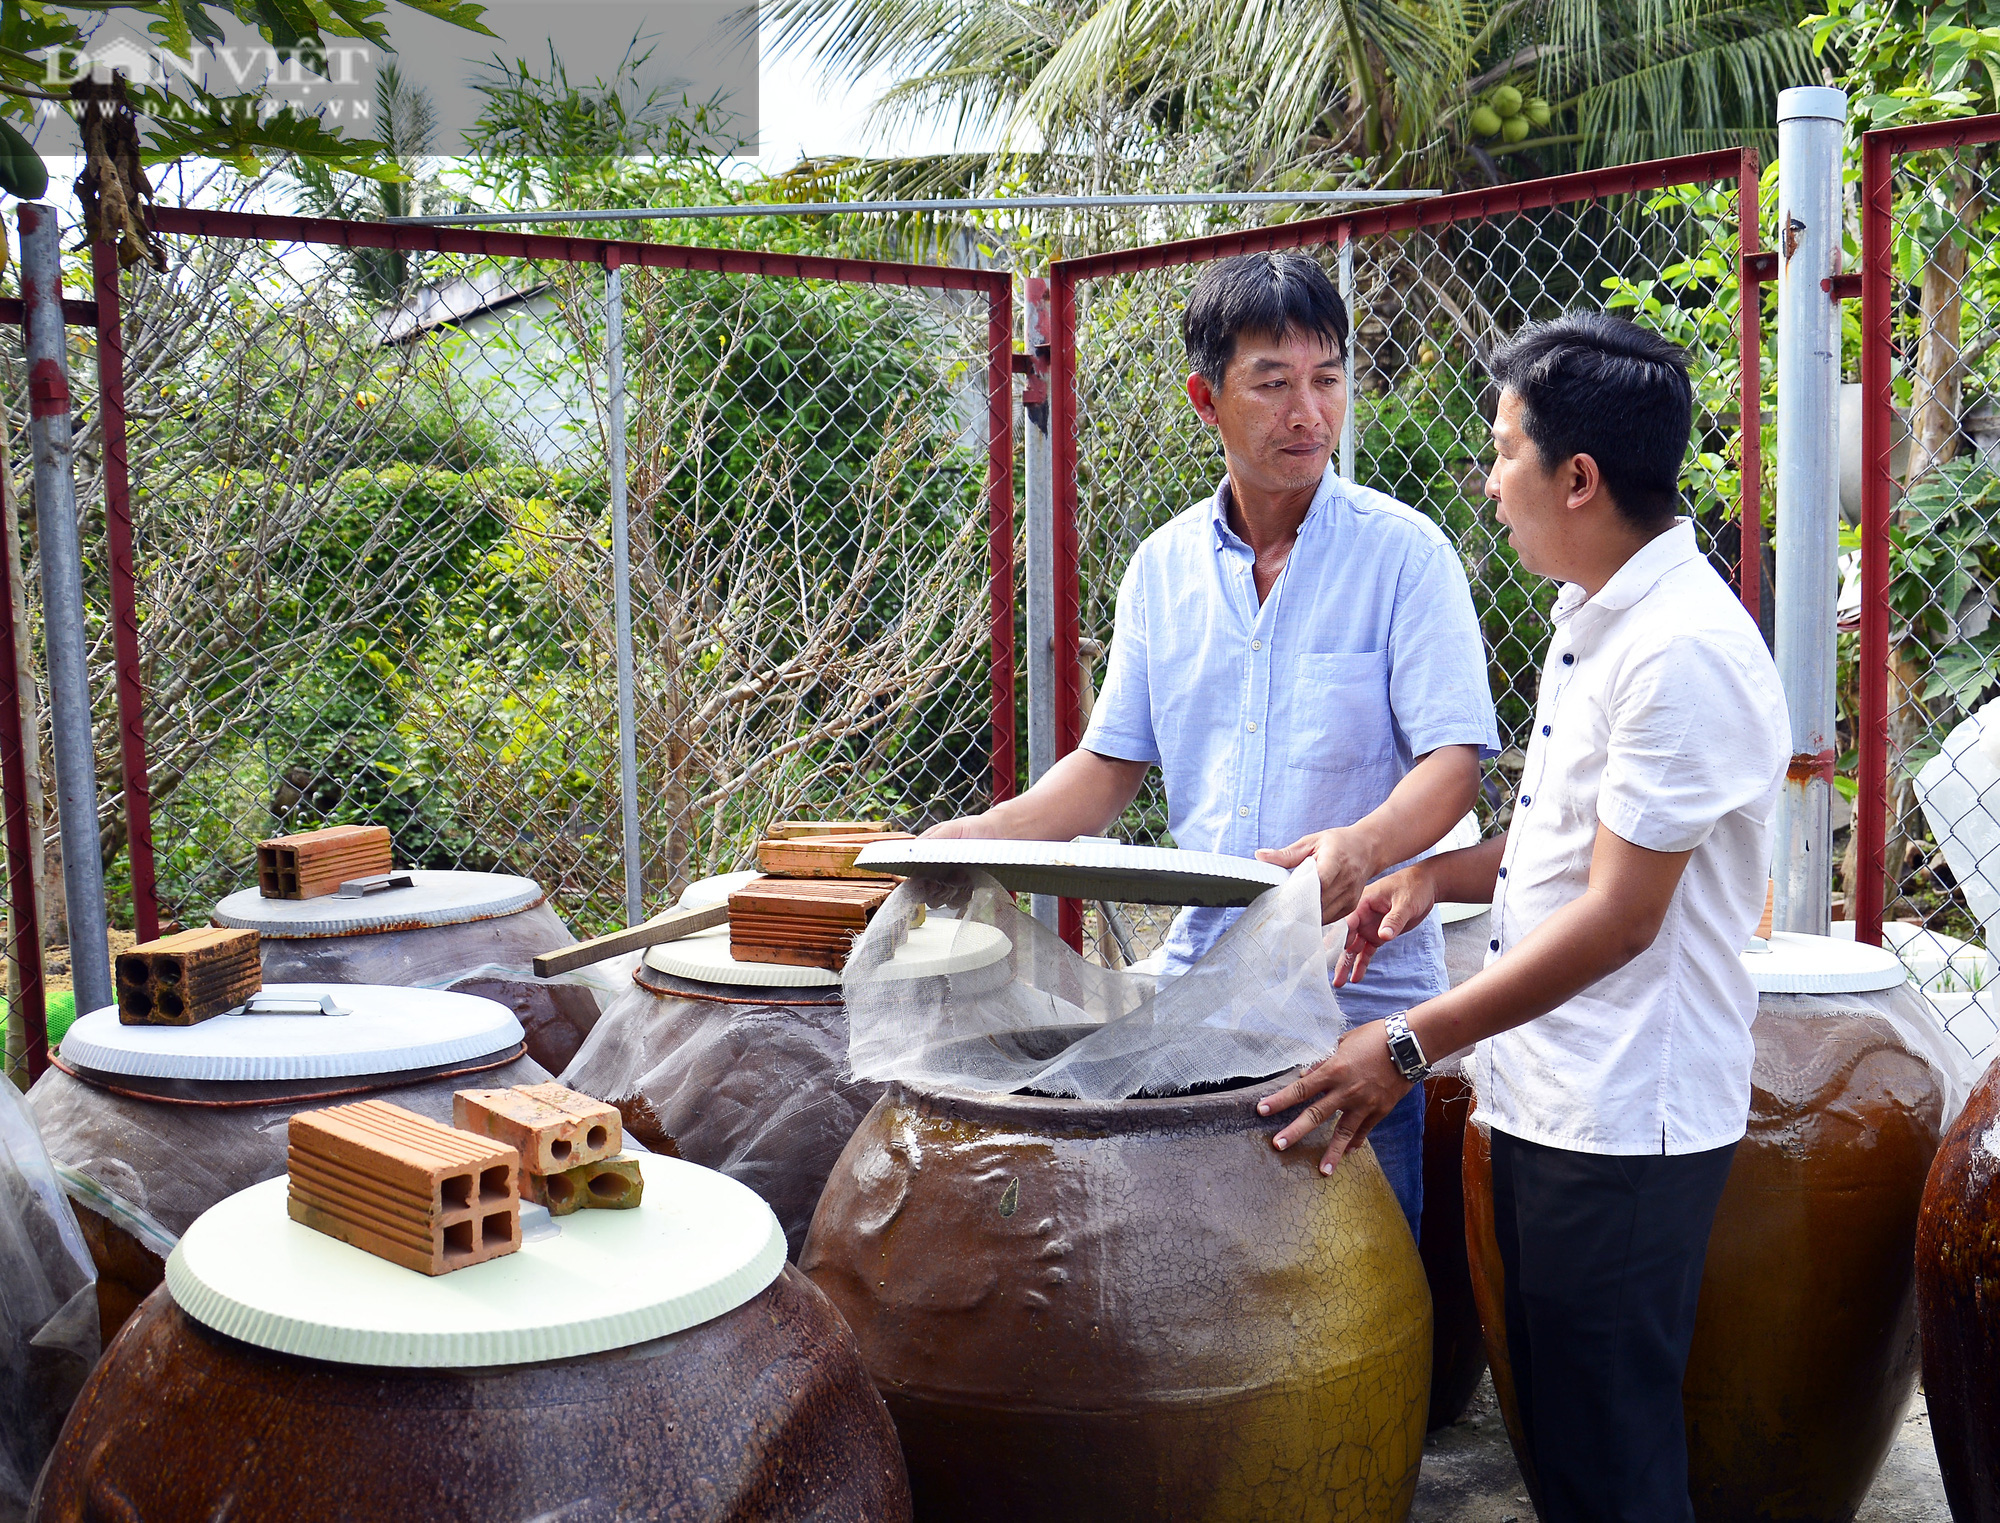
[1918,1054,2000,1523]
[801,1072,1431,1522]
[1464,1006,1943,1523]
[30,1266,910,1523]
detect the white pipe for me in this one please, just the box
[1772,86,1848,935]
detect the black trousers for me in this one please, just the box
[1489,1127,1737,1523]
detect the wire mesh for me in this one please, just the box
[1864,138,2000,1070]
[1064,179,1758,964]
[89,226,1008,937]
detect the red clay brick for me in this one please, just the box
[288,1100,520,1276]
[256,824,393,901]
[454,1084,622,1174]
[521,1153,645,1216]
[116,927,262,1026]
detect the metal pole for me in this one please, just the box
[1772,87,1847,936]
[1338,230,1357,481]
[1023,277,1058,929]
[19,203,111,1019]
[606,258,642,926]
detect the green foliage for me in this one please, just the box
[1809,0,2000,126]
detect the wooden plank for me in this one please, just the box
[755,831,913,880]
[767,820,890,839]
[531,902,729,978]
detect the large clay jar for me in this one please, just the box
[801,1073,1431,1523]
[212,870,599,1073]
[1421,1071,1487,1430]
[562,966,880,1261]
[1464,1002,1945,1521]
[1918,1053,2000,1523]
[32,1267,910,1523]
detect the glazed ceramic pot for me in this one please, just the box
[1918,1053,2000,1523]
[1421,1071,1486,1430]
[1464,1003,1944,1521]
[801,1073,1431,1523]
[32,1266,910,1523]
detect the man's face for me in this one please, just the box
[1187,328,1347,501]
[1485,389,1573,579]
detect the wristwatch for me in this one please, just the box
[1384,1010,1431,1083]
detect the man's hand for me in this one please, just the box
[1256,1020,1412,1174]
[1334,862,1438,988]
[923,814,1005,839]
[1256,827,1376,925]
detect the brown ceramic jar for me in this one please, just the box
[1463,1004,1944,1521]
[1917,1053,2000,1523]
[801,1073,1431,1523]
[1421,1071,1487,1430]
[32,1266,910,1523]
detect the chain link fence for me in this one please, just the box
[85,213,1011,936]
[1059,158,1762,964]
[1859,129,2000,1071]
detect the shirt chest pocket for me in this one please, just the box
[1280,650,1395,774]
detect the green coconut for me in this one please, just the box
[1525,97,1552,127]
[1470,105,1503,137]
[1501,115,1532,143]
[1491,85,1523,117]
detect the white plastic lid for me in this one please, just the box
[1740,931,1907,993]
[61,984,524,1081]
[644,917,1009,989]
[213,870,544,937]
[855,838,1286,907]
[165,1154,785,1367]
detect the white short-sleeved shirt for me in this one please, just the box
[1474,520,1790,1155]
[1081,465,1499,1021]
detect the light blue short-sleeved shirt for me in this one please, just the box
[1082,464,1500,1023]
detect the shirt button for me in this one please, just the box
[1562,653,1574,665]
[1541,724,1551,735]
[1251,640,1262,651]
[1247,721,1257,732]
[1498,867,1508,879]
[1489,939,1500,951]
[1521,795,1531,806]
[1239,805,1249,817]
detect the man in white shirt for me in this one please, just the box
[1261,312,1789,1520]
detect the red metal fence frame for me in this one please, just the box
[1855,113,2000,950]
[1048,149,1766,950]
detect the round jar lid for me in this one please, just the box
[61,985,524,1082]
[643,917,1010,989]
[213,871,545,938]
[854,838,1287,907]
[1741,931,1907,994]
[165,1154,785,1367]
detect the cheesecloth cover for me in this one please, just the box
[843,862,1343,1100]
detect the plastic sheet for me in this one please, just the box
[561,980,881,1260]
[1754,982,1976,1130]
[843,864,1342,1101]
[27,1051,551,1242]
[0,1078,98,1522]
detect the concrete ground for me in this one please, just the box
[1412,1374,1949,1522]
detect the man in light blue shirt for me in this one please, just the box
[931,252,1498,1233]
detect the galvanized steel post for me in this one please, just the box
[1024,277,1058,929]
[19,204,112,1018]
[606,258,642,925]
[1772,87,1847,936]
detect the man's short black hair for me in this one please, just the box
[1182,252,1348,388]
[1486,312,1693,527]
